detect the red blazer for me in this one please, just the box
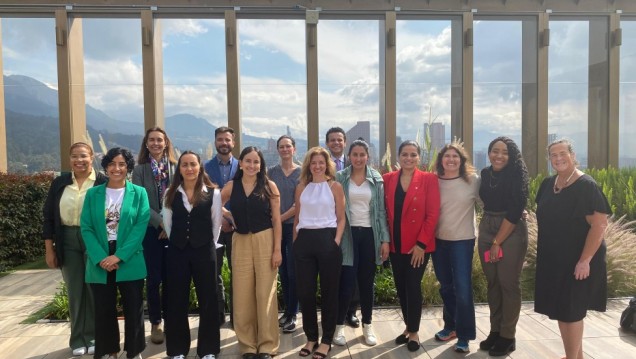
[383,169,440,254]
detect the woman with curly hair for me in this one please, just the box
[81,147,150,359]
[477,137,529,356]
[431,141,481,353]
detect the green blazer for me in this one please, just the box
[80,180,150,284]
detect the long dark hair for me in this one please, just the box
[435,141,475,182]
[137,127,177,165]
[164,151,215,209]
[487,136,529,195]
[233,146,276,200]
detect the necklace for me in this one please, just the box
[553,168,577,194]
[489,169,500,189]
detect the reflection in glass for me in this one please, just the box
[548,20,589,168]
[2,18,60,172]
[162,19,227,158]
[473,20,522,170]
[396,20,452,166]
[619,20,636,167]
[239,19,307,162]
[318,20,380,164]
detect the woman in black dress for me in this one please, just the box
[535,139,610,359]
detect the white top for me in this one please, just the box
[297,181,337,230]
[436,173,482,241]
[348,180,372,227]
[162,185,222,248]
[105,187,125,242]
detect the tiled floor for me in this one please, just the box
[0,269,634,358]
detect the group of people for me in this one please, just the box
[42,123,610,359]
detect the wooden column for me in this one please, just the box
[225,10,242,155]
[0,19,7,172]
[521,16,540,176]
[462,12,474,155]
[306,9,319,149]
[380,11,397,166]
[588,16,610,169]
[608,13,620,168]
[141,10,165,131]
[56,10,87,170]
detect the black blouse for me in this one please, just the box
[230,180,273,235]
[479,167,527,224]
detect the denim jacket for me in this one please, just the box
[336,165,390,266]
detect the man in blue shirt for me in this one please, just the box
[204,126,239,326]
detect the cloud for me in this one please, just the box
[162,19,209,37]
[82,19,141,61]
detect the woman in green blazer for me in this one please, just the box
[81,147,150,359]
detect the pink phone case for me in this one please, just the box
[484,247,503,262]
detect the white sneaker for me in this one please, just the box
[87,346,95,355]
[333,324,346,346]
[201,355,216,359]
[171,356,185,359]
[72,347,87,356]
[362,323,377,346]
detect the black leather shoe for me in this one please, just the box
[256,354,272,359]
[407,339,420,352]
[242,353,257,359]
[282,315,297,333]
[394,334,409,345]
[278,313,290,327]
[345,312,360,328]
[488,337,515,356]
[479,331,500,351]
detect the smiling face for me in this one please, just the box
[106,154,128,183]
[349,145,368,170]
[146,130,166,160]
[240,150,262,179]
[441,148,461,176]
[277,138,295,160]
[488,141,509,172]
[179,153,200,183]
[309,153,327,179]
[215,131,235,156]
[549,142,576,174]
[70,145,93,176]
[398,144,420,171]
[326,132,346,158]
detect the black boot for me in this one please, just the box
[479,331,499,350]
[488,337,516,356]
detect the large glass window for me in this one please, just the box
[620,20,636,167]
[238,19,307,163]
[548,20,589,168]
[82,18,143,153]
[2,18,59,172]
[473,20,523,170]
[396,20,452,165]
[318,20,380,163]
[162,18,227,157]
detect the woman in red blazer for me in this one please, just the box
[383,140,440,352]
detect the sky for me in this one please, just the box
[2,16,636,165]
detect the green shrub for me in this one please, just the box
[50,282,70,320]
[0,172,52,271]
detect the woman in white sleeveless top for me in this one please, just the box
[293,147,345,359]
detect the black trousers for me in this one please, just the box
[390,252,431,333]
[216,230,233,324]
[294,228,342,344]
[165,242,220,357]
[91,273,145,359]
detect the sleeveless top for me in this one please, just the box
[230,179,273,234]
[297,181,337,230]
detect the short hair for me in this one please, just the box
[348,139,369,157]
[101,147,135,173]
[325,127,346,143]
[69,142,94,156]
[547,137,579,166]
[215,126,235,138]
[276,135,296,148]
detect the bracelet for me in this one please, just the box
[492,239,498,245]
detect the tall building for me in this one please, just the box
[346,120,371,143]
[423,122,446,151]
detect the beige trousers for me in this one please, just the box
[232,229,280,355]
